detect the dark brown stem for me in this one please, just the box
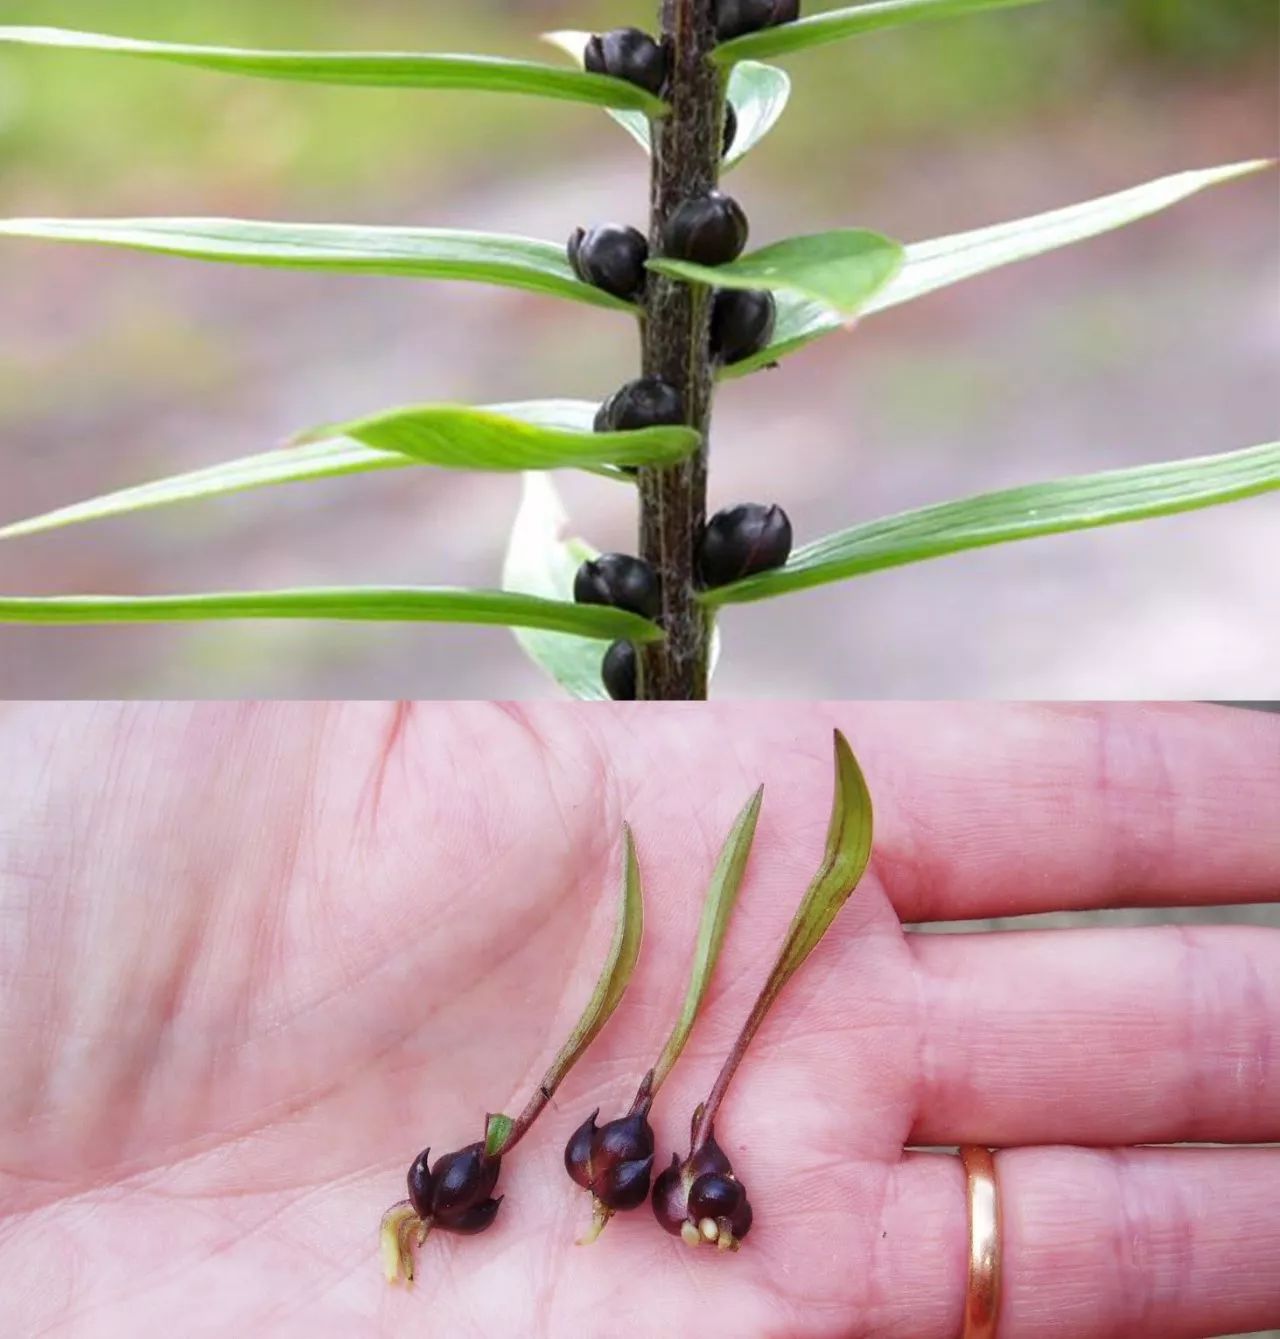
[638,0,723,700]
[690,977,776,1150]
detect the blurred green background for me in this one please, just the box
[0,1,1276,697]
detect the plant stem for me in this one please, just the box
[690,976,775,1150]
[638,0,722,700]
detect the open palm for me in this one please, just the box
[2,702,1277,1339]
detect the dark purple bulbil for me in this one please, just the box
[407,1142,504,1234]
[564,1108,657,1211]
[652,1127,753,1249]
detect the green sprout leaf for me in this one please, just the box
[503,474,611,701]
[712,0,1045,65]
[692,732,873,1146]
[651,786,764,1093]
[0,402,639,543]
[296,403,698,472]
[726,160,1272,376]
[483,1114,515,1160]
[544,31,790,171]
[700,442,1280,606]
[649,230,904,315]
[0,587,665,641]
[0,26,667,113]
[488,824,645,1157]
[771,732,874,988]
[0,218,632,312]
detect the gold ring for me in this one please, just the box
[960,1146,1001,1339]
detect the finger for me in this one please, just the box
[998,1145,1280,1339]
[851,701,1280,921]
[907,924,1280,1146]
[593,701,1280,922]
[876,1147,1280,1339]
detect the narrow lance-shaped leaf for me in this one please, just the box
[0,26,668,112]
[0,401,641,544]
[651,787,764,1092]
[650,230,905,315]
[690,730,873,1148]
[544,31,790,172]
[0,587,666,642]
[297,403,698,472]
[726,160,1271,377]
[0,218,633,312]
[0,438,412,542]
[713,0,1046,64]
[700,442,1280,606]
[486,824,645,1157]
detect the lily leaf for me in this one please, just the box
[544,31,790,171]
[0,25,667,113]
[0,402,639,543]
[0,587,665,641]
[700,442,1280,605]
[0,439,410,541]
[726,160,1271,376]
[297,403,698,471]
[488,824,645,1156]
[0,217,631,312]
[713,0,1045,64]
[650,229,904,315]
[503,473,610,701]
[651,786,764,1092]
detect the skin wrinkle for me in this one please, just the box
[363,700,414,837]
[1091,706,1179,902]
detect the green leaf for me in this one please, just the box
[0,587,666,641]
[721,62,794,172]
[650,229,904,315]
[297,403,698,472]
[489,824,645,1156]
[0,26,667,113]
[0,402,637,543]
[712,0,1046,64]
[544,32,790,171]
[701,442,1280,606]
[725,160,1271,376]
[651,787,763,1093]
[0,439,411,541]
[772,731,874,986]
[503,473,610,701]
[690,732,873,1148]
[0,218,632,312]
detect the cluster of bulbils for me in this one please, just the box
[405,1097,754,1255]
[570,5,802,699]
[564,1092,755,1251]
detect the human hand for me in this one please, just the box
[1,701,1276,1337]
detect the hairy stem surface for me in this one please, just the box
[638,0,722,699]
